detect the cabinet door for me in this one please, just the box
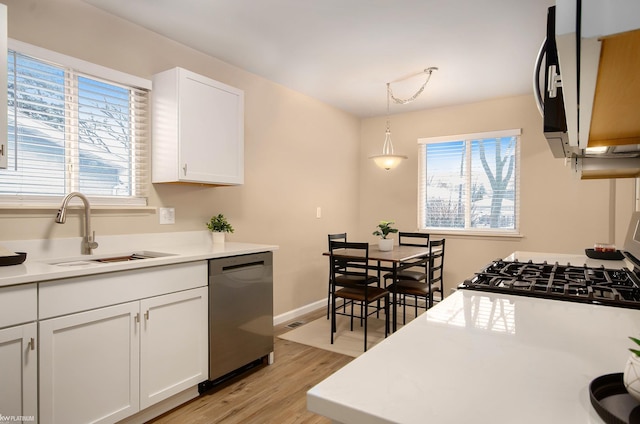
[0,323,37,423]
[178,70,244,185]
[139,287,208,409]
[39,302,140,424]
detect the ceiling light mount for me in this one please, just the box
[370,67,438,171]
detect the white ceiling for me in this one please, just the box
[84,0,554,118]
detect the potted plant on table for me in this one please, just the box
[373,220,398,251]
[207,214,234,245]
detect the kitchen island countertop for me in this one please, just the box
[308,251,640,423]
[0,231,278,287]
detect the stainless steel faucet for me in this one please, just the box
[55,192,99,255]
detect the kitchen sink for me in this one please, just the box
[48,251,176,267]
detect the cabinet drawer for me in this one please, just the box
[39,261,207,319]
[0,284,36,328]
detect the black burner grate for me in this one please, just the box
[461,259,640,308]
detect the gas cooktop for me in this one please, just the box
[460,258,640,309]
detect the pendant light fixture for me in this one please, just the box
[370,67,438,170]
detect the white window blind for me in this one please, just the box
[418,129,521,235]
[0,42,149,206]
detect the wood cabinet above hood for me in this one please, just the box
[555,0,640,179]
[589,29,640,148]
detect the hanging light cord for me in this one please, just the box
[387,67,438,105]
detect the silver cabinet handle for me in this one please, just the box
[29,337,35,351]
[183,163,187,176]
[144,310,149,321]
[547,64,562,99]
[135,312,140,323]
[533,38,546,117]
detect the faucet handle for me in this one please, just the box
[88,231,99,250]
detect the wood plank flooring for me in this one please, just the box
[148,308,352,424]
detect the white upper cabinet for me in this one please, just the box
[152,67,244,185]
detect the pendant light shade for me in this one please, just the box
[370,67,437,171]
[370,128,407,170]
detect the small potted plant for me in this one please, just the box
[206,214,234,245]
[373,220,398,251]
[624,337,640,402]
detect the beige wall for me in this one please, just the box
[1,0,361,316]
[1,1,636,315]
[358,95,636,293]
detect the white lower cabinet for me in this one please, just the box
[39,287,208,424]
[139,287,209,409]
[39,302,140,424]
[0,322,38,424]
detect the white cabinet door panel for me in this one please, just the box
[39,302,140,424]
[179,74,243,183]
[139,287,208,409]
[152,67,244,185]
[0,323,37,423]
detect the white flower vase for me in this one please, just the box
[378,238,394,251]
[211,231,225,245]
[624,353,640,402]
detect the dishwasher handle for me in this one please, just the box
[222,261,265,273]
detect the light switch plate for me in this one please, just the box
[159,207,175,225]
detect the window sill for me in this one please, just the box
[0,205,157,214]
[423,230,523,239]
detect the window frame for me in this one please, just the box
[0,39,151,208]
[417,129,522,237]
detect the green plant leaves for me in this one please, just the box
[629,336,640,357]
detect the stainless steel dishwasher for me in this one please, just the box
[207,251,274,384]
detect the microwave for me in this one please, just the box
[534,6,575,159]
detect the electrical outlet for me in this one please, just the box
[159,207,175,225]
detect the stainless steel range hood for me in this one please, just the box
[552,0,640,179]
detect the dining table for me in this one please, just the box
[324,243,433,332]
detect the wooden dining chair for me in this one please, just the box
[326,233,347,319]
[329,240,390,352]
[385,238,445,324]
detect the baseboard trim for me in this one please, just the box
[273,292,445,327]
[273,298,325,326]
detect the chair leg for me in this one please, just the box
[384,295,389,337]
[330,294,336,345]
[363,301,368,352]
[350,301,354,331]
[402,295,407,325]
[326,279,331,319]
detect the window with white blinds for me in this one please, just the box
[0,42,150,206]
[418,129,521,235]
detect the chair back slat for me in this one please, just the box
[328,233,347,244]
[329,241,372,284]
[398,232,430,247]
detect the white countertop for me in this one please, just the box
[0,231,278,287]
[308,251,640,424]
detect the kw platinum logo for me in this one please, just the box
[0,415,35,422]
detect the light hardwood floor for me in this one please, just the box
[149,308,352,424]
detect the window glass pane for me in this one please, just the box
[425,141,466,229]
[77,76,133,196]
[2,53,66,195]
[420,131,519,234]
[470,136,516,230]
[0,47,148,205]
